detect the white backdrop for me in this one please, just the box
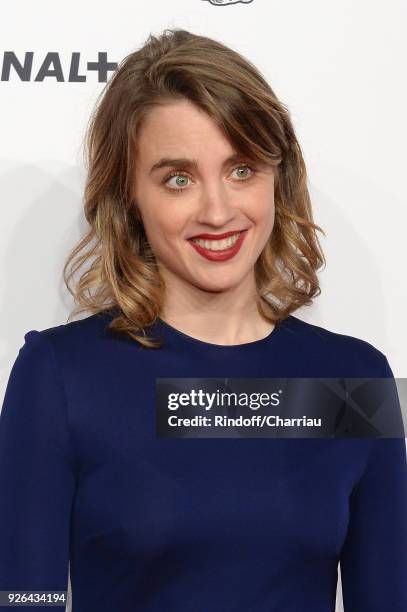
[1,2,406,610]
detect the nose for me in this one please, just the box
[195,182,236,228]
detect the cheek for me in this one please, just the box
[142,193,192,248]
[251,190,275,228]
[142,211,182,258]
[253,194,275,246]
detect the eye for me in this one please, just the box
[163,163,257,193]
[231,164,256,180]
[164,172,191,192]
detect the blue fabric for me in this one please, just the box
[0,311,406,611]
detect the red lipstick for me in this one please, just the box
[188,229,248,262]
[189,229,245,240]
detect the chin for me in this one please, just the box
[190,275,248,293]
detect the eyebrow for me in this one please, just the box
[149,152,248,175]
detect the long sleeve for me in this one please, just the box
[339,355,407,611]
[0,330,77,609]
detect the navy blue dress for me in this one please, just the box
[0,311,406,611]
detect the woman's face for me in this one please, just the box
[132,98,275,294]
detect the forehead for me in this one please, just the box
[136,99,234,162]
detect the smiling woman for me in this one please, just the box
[132,98,277,286]
[62,28,325,348]
[1,27,406,612]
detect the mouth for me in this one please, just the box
[187,229,249,262]
[188,229,247,250]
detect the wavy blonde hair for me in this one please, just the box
[63,28,326,348]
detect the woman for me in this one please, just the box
[0,29,406,612]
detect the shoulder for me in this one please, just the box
[4,315,109,406]
[34,310,111,343]
[280,314,392,377]
[19,311,116,369]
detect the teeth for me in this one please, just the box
[191,232,241,251]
